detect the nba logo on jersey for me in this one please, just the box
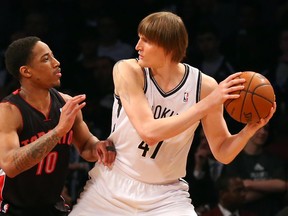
[183,92,189,102]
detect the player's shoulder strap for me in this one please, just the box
[183,63,202,103]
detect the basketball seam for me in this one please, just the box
[248,84,274,103]
[240,73,255,123]
[251,95,261,122]
[252,84,274,120]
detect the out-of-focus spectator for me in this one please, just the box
[193,24,235,83]
[233,2,273,72]
[225,124,287,216]
[264,27,288,135]
[65,145,91,206]
[83,56,115,139]
[63,27,99,95]
[96,16,135,61]
[185,127,225,215]
[202,175,257,216]
[192,24,243,134]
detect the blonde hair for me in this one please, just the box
[137,11,188,62]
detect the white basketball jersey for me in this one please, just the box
[109,63,202,184]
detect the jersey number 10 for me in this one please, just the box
[36,151,58,175]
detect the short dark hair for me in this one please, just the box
[5,36,41,80]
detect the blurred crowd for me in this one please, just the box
[0,0,287,215]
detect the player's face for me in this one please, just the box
[26,41,62,88]
[225,178,246,207]
[135,34,168,68]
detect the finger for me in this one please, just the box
[72,94,86,101]
[96,140,116,166]
[96,148,103,164]
[226,72,242,81]
[65,94,86,106]
[68,98,86,115]
[100,148,108,165]
[230,77,245,86]
[272,102,277,112]
[70,95,86,109]
[265,102,277,120]
[105,146,116,166]
[62,95,86,112]
[71,94,86,104]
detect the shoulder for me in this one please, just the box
[113,59,145,90]
[200,73,218,99]
[58,91,72,102]
[112,59,146,97]
[113,59,142,74]
[0,101,19,113]
[0,102,22,129]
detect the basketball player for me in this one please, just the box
[69,11,276,216]
[0,36,116,216]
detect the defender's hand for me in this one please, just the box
[95,140,116,166]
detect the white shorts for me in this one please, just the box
[69,164,197,216]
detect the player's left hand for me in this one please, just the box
[247,102,276,127]
[95,140,116,166]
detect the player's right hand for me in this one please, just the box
[217,72,246,104]
[55,94,86,137]
[94,140,116,167]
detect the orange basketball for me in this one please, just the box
[224,71,275,124]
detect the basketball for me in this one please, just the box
[224,71,275,124]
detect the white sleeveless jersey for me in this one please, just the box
[108,63,202,184]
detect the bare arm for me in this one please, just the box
[201,74,277,164]
[70,110,115,165]
[244,179,286,202]
[113,60,246,146]
[244,179,287,193]
[60,93,116,166]
[0,94,86,178]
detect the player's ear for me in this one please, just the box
[19,66,32,78]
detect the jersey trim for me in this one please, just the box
[148,63,189,97]
[0,170,5,203]
[196,70,202,103]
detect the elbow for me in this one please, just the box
[213,153,235,165]
[144,139,159,146]
[0,160,21,178]
[0,166,19,178]
[140,136,159,146]
[138,130,161,146]
[6,172,17,178]
[220,159,233,165]
[135,121,164,146]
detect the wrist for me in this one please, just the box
[52,128,63,140]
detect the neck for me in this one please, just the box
[19,86,51,107]
[150,63,184,92]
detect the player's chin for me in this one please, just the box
[53,80,61,88]
[137,59,149,68]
